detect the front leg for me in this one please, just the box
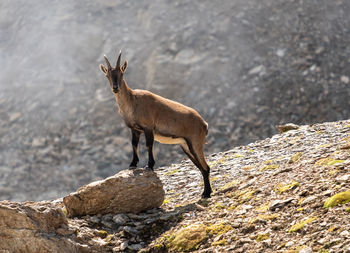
[129,129,141,169]
[144,129,155,170]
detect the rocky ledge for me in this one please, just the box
[1,119,350,252]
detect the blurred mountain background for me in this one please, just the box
[1,0,350,201]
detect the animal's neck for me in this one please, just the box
[114,79,133,108]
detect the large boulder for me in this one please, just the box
[0,201,80,253]
[63,168,165,217]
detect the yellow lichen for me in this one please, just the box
[249,214,279,224]
[289,152,303,163]
[165,169,180,176]
[168,224,207,252]
[206,223,233,235]
[256,233,270,242]
[345,206,350,212]
[162,199,170,205]
[98,230,108,238]
[327,226,339,232]
[211,239,227,246]
[214,202,226,210]
[220,180,239,192]
[315,158,345,167]
[234,153,244,158]
[275,181,299,194]
[256,202,270,212]
[238,189,257,203]
[288,217,317,232]
[260,164,279,172]
[324,191,350,208]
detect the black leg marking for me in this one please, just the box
[184,139,212,198]
[144,129,155,170]
[129,129,141,168]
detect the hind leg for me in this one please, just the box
[181,140,212,198]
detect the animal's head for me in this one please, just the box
[99,51,128,93]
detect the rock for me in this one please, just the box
[0,201,81,253]
[301,195,317,206]
[275,123,300,133]
[63,168,165,217]
[336,174,350,183]
[113,214,130,225]
[341,75,349,84]
[269,198,294,211]
[299,246,312,253]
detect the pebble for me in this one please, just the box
[113,214,129,225]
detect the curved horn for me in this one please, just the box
[116,50,122,68]
[104,55,112,69]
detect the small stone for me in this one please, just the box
[299,247,312,253]
[248,65,264,75]
[336,174,350,183]
[276,48,286,57]
[285,241,294,247]
[123,226,139,235]
[120,241,128,251]
[341,75,349,84]
[269,198,294,211]
[113,214,129,225]
[276,123,299,133]
[340,230,350,237]
[128,244,143,251]
[89,215,101,224]
[31,137,46,147]
[9,112,21,122]
[301,195,317,206]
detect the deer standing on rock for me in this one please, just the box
[99,51,212,198]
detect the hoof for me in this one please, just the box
[129,166,137,170]
[201,192,211,199]
[145,166,154,171]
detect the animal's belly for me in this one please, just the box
[154,134,186,145]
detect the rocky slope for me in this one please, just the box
[1,119,349,252]
[1,0,350,201]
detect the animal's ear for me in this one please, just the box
[121,60,128,73]
[99,64,108,74]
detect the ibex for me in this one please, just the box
[99,51,212,198]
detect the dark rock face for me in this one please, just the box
[1,0,350,201]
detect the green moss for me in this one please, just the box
[256,233,270,242]
[211,239,227,246]
[165,169,180,176]
[275,181,299,194]
[345,206,350,212]
[324,191,350,208]
[168,224,207,252]
[288,217,317,232]
[206,223,233,235]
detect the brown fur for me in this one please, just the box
[100,52,212,198]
